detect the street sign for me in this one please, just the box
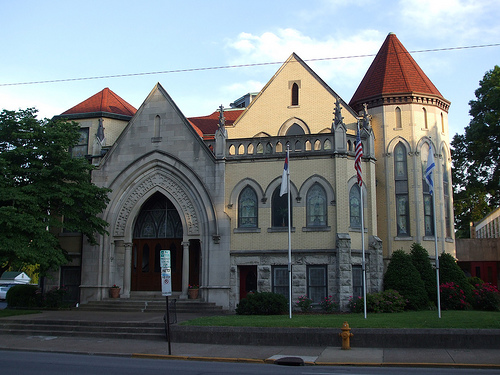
[160,250,172,296]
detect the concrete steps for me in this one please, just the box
[0,319,166,340]
[78,298,223,314]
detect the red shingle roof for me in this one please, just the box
[62,87,136,117]
[188,109,244,138]
[349,33,443,109]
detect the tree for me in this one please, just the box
[383,249,429,310]
[410,243,437,305]
[0,108,110,276]
[452,65,500,237]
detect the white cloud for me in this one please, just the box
[399,0,497,42]
[226,28,383,99]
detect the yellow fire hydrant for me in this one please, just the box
[339,321,353,350]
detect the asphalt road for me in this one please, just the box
[1,351,500,375]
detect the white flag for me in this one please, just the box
[280,149,289,197]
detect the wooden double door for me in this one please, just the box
[131,238,183,291]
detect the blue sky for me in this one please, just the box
[1,0,499,137]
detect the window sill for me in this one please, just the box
[287,105,300,109]
[268,227,296,233]
[395,236,413,241]
[302,226,331,232]
[349,227,368,233]
[233,227,261,234]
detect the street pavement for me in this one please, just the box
[0,309,499,368]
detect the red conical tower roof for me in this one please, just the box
[61,88,136,117]
[349,33,448,111]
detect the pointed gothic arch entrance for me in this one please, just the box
[131,192,187,291]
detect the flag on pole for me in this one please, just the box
[355,125,363,187]
[425,144,435,195]
[280,149,289,196]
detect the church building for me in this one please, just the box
[52,33,455,310]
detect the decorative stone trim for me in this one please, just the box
[114,171,199,237]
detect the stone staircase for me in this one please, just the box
[0,319,166,340]
[77,292,224,314]
[0,292,226,340]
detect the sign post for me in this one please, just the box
[160,250,172,354]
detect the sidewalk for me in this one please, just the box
[1,310,500,368]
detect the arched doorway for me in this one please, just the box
[131,192,183,291]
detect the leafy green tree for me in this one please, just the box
[439,252,473,300]
[0,108,110,276]
[383,249,429,310]
[410,243,437,304]
[452,65,500,237]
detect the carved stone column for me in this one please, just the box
[123,242,133,298]
[181,241,190,299]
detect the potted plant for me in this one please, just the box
[188,284,199,299]
[109,284,120,299]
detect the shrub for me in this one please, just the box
[6,284,41,308]
[410,243,437,304]
[468,276,483,287]
[236,292,288,315]
[472,283,500,311]
[348,290,406,313]
[439,252,473,301]
[296,295,313,312]
[319,295,339,313]
[43,287,70,309]
[347,296,364,313]
[383,249,429,310]
[440,282,471,310]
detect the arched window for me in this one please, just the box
[422,108,428,129]
[395,142,410,236]
[154,115,161,138]
[238,186,258,228]
[272,186,292,227]
[349,184,361,229]
[442,149,452,238]
[395,107,402,129]
[441,113,445,133]
[286,123,305,135]
[307,183,327,227]
[133,192,183,238]
[422,144,434,236]
[291,82,299,106]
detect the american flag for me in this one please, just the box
[355,126,363,186]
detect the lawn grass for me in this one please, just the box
[0,309,40,318]
[182,310,500,329]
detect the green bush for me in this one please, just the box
[348,290,406,313]
[6,284,41,308]
[440,282,471,310]
[236,292,288,315]
[472,283,500,311]
[319,295,339,313]
[43,287,70,309]
[410,243,437,304]
[384,249,429,310]
[439,252,473,301]
[296,295,313,312]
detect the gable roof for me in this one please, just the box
[61,88,137,118]
[188,109,244,139]
[349,33,445,110]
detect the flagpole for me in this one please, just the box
[426,142,441,319]
[286,146,292,319]
[432,193,441,319]
[361,183,367,319]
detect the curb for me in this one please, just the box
[131,353,500,369]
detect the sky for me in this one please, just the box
[1,0,499,138]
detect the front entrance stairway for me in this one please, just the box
[77,291,224,314]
